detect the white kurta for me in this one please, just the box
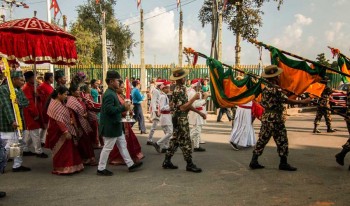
[187,88,207,126]
[149,88,160,120]
[159,92,172,126]
[229,101,256,147]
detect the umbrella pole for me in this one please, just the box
[34,62,37,106]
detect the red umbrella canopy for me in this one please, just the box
[0,17,77,65]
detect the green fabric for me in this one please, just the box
[338,54,350,83]
[90,88,99,103]
[269,46,326,77]
[206,58,263,108]
[202,85,210,92]
[99,88,126,137]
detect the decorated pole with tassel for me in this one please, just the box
[249,39,350,78]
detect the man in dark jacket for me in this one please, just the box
[97,71,142,176]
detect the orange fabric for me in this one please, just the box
[341,63,350,82]
[305,82,326,98]
[278,61,321,99]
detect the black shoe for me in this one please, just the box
[229,142,239,151]
[23,151,36,156]
[7,158,13,162]
[194,147,206,152]
[216,120,223,122]
[279,163,297,171]
[146,141,153,145]
[141,131,148,134]
[186,163,202,173]
[162,161,178,169]
[41,143,45,147]
[327,128,336,133]
[97,169,113,176]
[335,153,345,166]
[313,129,321,134]
[12,166,31,172]
[0,191,6,198]
[152,142,161,153]
[161,148,168,153]
[249,161,265,169]
[36,153,48,158]
[128,162,143,172]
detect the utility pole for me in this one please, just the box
[46,0,54,74]
[102,11,108,92]
[178,10,183,67]
[235,0,242,68]
[218,9,223,61]
[140,8,148,113]
[210,0,218,59]
[63,15,71,83]
[1,0,29,20]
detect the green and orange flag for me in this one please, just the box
[337,54,350,83]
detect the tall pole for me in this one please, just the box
[178,10,183,67]
[235,1,242,68]
[140,9,146,90]
[210,0,218,58]
[63,15,71,83]
[46,0,54,74]
[102,11,108,92]
[218,10,223,61]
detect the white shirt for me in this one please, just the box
[187,88,207,125]
[159,92,172,126]
[150,88,160,113]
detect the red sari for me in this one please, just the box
[66,96,97,166]
[46,99,84,175]
[109,94,144,165]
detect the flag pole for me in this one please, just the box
[46,0,54,78]
[249,39,350,78]
[192,50,350,120]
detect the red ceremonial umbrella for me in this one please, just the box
[0,16,77,65]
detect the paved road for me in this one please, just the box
[1,112,349,206]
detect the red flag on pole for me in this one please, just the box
[50,0,60,18]
[137,0,141,8]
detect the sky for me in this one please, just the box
[1,0,349,66]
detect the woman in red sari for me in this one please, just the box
[109,80,144,165]
[66,84,97,166]
[46,86,84,175]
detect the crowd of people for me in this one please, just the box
[1,61,350,199]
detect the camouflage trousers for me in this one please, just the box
[253,121,289,157]
[166,117,192,162]
[314,108,332,127]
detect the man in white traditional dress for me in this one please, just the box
[188,79,210,152]
[147,79,164,145]
[152,80,173,153]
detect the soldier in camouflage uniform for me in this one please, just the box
[335,84,350,170]
[313,76,336,133]
[249,65,311,171]
[162,67,206,173]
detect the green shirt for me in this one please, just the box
[91,88,99,103]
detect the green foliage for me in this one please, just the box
[71,0,135,65]
[198,0,283,40]
[316,53,331,68]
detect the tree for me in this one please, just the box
[71,0,136,65]
[198,0,283,64]
[316,53,331,68]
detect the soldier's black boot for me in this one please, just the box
[313,125,321,133]
[335,148,349,166]
[327,126,336,133]
[249,154,265,169]
[162,155,178,169]
[279,156,297,171]
[186,160,202,173]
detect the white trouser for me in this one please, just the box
[190,124,202,149]
[148,115,159,141]
[157,125,173,149]
[23,129,42,154]
[39,128,47,144]
[0,132,23,169]
[98,133,134,170]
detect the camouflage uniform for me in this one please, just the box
[253,86,289,157]
[314,86,333,127]
[166,84,192,161]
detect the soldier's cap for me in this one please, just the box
[11,70,23,78]
[261,65,283,78]
[169,67,189,81]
